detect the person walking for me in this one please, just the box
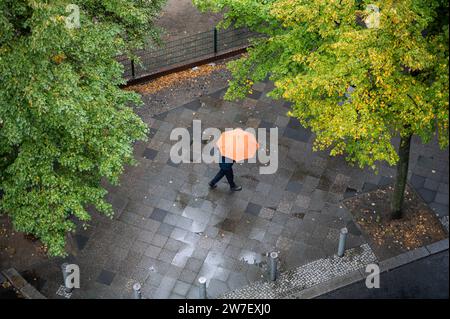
[209,156,242,191]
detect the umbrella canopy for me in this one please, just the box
[216,128,259,162]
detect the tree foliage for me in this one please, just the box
[0,0,165,256]
[194,0,449,169]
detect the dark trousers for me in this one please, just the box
[210,169,236,188]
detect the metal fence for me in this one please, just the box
[119,28,257,81]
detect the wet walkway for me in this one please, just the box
[12,78,449,299]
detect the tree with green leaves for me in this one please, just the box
[194,0,449,219]
[0,0,165,256]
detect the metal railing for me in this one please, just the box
[119,28,257,82]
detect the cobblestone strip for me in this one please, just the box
[220,244,377,299]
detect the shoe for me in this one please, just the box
[209,182,217,189]
[230,186,242,192]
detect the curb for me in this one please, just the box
[289,238,449,299]
[1,268,47,299]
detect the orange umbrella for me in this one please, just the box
[216,128,259,162]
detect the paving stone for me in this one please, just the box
[191,247,210,260]
[157,223,175,237]
[249,228,266,241]
[153,277,177,299]
[96,270,116,286]
[227,272,249,291]
[438,183,449,194]
[164,238,183,252]
[143,148,158,160]
[144,245,162,258]
[213,267,231,282]
[272,212,289,226]
[207,279,229,298]
[256,182,272,195]
[158,250,177,264]
[277,199,294,214]
[144,219,161,233]
[150,208,169,222]
[165,265,183,280]
[176,216,194,230]
[245,202,262,216]
[410,174,426,189]
[185,257,204,273]
[138,230,156,244]
[435,192,449,205]
[173,280,191,296]
[170,227,188,241]
[285,180,303,193]
[417,188,437,203]
[424,178,440,191]
[171,249,194,268]
[179,269,198,285]
[417,155,436,169]
[259,207,275,220]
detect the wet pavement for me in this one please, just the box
[3,77,449,299]
[319,250,449,299]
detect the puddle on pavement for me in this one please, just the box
[215,218,239,233]
[240,175,260,183]
[317,173,334,191]
[292,212,305,219]
[239,251,263,266]
[175,193,191,210]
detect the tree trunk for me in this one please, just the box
[390,134,412,220]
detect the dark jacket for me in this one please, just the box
[219,156,235,171]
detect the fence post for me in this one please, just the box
[338,227,348,257]
[198,277,207,299]
[213,28,218,54]
[131,59,136,79]
[269,252,278,281]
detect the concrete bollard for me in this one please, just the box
[133,283,142,299]
[338,228,348,257]
[61,263,73,293]
[198,277,207,299]
[269,252,278,281]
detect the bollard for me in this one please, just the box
[338,227,348,257]
[213,28,218,54]
[61,263,73,293]
[198,277,207,299]
[133,283,142,299]
[269,252,278,281]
